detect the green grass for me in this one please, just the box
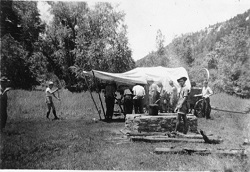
[1,89,250,171]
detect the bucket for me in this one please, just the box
[149,104,159,116]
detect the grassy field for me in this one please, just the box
[1,89,250,171]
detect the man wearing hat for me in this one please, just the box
[194,80,213,119]
[174,76,189,134]
[45,81,60,120]
[0,76,11,131]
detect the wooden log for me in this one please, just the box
[127,132,168,136]
[176,132,211,139]
[158,113,194,116]
[176,132,223,143]
[155,147,248,157]
[130,136,205,143]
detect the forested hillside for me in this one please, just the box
[1,1,135,90]
[136,9,250,95]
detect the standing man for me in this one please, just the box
[45,81,60,120]
[148,79,159,104]
[122,85,133,115]
[156,81,166,113]
[174,77,189,134]
[169,80,178,113]
[104,81,116,121]
[132,83,145,114]
[194,80,213,119]
[0,76,11,131]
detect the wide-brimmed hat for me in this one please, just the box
[48,81,54,85]
[0,76,10,82]
[177,77,187,82]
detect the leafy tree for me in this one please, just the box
[0,0,44,89]
[12,1,45,54]
[74,2,134,72]
[38,1,89,85]
[0,0,21,40]
[215,27,250,89]
[39,2,134,90]
[1,35,37,89]
[156,29,165,56]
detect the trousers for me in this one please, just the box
[203,97,211,119]
[105,97,115,119]
[124,95,133,115]
[134,96,144,114]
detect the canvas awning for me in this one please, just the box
[83,66,191,92]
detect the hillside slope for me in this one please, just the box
[136,9,250,94]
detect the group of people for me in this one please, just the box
[103,81,146,121]
[103,77,186,118]
[103,76,213,134]
[0,75,213,134]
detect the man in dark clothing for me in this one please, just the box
[104,81,116,121]
[122,85,133,115]
[0,76,11,131]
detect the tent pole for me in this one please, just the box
[92,71,106,119]
[84,75,102,120]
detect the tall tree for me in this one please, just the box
[0,0,45,89]
[0,0,21,40]
[215,27,250,89]
[74,2,134,73]
[40,2,134,89]
[1,35,37,89]
[13,1,45,54]
[156,29,165,56]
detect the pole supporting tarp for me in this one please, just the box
[84,75,102,120]
[92,71,106,119]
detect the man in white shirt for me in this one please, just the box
[132,83,145,114]
[194,80,213,119]
[45,81,60,120]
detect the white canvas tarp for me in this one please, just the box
[83,66,191,92]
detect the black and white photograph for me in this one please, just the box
[1,0,250,171]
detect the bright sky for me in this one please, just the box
[37,0,250,61]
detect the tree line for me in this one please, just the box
[136,9,250,95]
[1,1,135,90]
